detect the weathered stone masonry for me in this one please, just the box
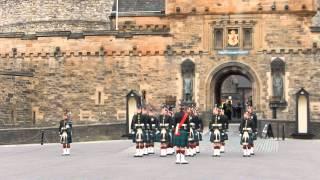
[0,0,320,139]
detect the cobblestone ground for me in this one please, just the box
[0,124,319,180]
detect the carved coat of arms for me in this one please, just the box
[227,29,239,47]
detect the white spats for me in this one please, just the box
[160,149,167,157]
[148,147,154,154]
[220,145,225,153]
[166,148,174,155]
[175,153,181,164]
[62,148,67,156]
[250,147,254,155]
[134,149,140,157]
[195,146,200,153]
[243,148,251,157]
[143,148,148,155]
[180,154,188,164]
[66,148,70,155]
[213,148,221,157]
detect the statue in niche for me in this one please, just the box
[183,74,193,102]
[273,72,283,100]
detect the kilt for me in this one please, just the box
[149,130,156,143]
[252,132,257,141]
[193,130,200,142]
[174,129,188,147]
[209,129,222,143]
[144,130,151,143]
[132,129,145,143]
[67,132,72,144]
[168,130,173,145]
[60,132,72,144]
[221,131,228,141]
[240,133,253,145]
[155,128,169,143]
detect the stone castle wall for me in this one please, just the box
[0,0,319,132]
[0,0,114,33]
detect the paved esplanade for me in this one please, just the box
[0,124,319,180]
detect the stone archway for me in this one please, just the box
[205,62,261,112]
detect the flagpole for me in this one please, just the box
[116,0,119,30]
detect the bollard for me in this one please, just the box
[282,124,285,141]
[277,123,280,140]
[41,130,44,145]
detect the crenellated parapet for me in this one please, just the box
[260,48,320,54]
[166,0,317,15]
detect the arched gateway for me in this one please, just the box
[205,62,261,112]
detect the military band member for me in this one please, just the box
[186,110,197,157]
[209,107,223,157]
[131,107,145,157]
[194,110,203,153]
[147,109,158,154]
[158,107,171,157]
[219,109,228,153]
[247,106,258,155]
[167,107,175,155]
[142,107,150,155]
[174,106,190,164]
[239,111,255,157]
[59,110,73,156]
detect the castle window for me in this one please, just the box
[32,111,36,125]
[214,28,223,49]
[243,28,253,49]
[98,92,102,105]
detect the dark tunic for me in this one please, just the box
[59,119,72,144]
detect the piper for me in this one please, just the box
[239,111,255,157]
[131,107,145,157]
[209,107,223,157]
[59,110,72,156]
[173,105,190,164]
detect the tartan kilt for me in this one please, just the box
[132,129,145,143]
[193,130,200,142]
[144,130,151,143]
[67,133,72,144]
[221,131,228,141]
[252,132,257,140]
[199,132,203,141]
[240,133,253,145]
[149,130,156,143]
[209,130,222,143]
[173,129,188,147]
[168,131,173,144]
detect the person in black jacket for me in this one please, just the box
[247,106,258,155]
[158,107,171,157]
[239,111,255,157]
[209,107,224,157]
[147,109,158,154]
[59,110,72,156]
[131,107,145,157]
[194,110,203,153]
